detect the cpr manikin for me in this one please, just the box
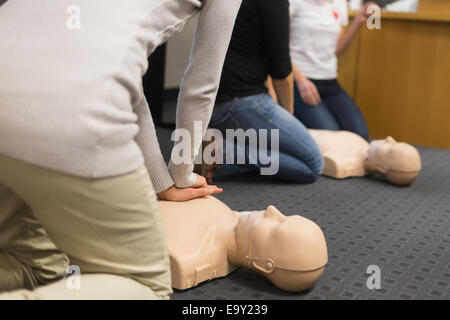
[159,196,328,292]
[0,197,327,299]
[308,130,422,185]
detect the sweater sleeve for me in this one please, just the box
[134,98,175,193]
[168,0,242,188]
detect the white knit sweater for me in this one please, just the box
[0,0,241,192]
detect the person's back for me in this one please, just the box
[218,0,292,99]
[0,0,177,177]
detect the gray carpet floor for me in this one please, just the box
[156,127,450,300]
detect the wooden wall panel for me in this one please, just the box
[337,29,360,98]
[419,0,450,13]
[426,22,450,147]
[338,13,450,149]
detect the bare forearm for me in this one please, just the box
[336,20,362,56]
[292,62,306,83]
[336,2,379,56]
[272,72,294,114]
[265,77,278,102]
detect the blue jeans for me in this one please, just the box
[294,79,370,141]
[209,94,323,183]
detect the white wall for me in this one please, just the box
[164,16,198,89]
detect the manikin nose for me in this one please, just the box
[264,206,285,222]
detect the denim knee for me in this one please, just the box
[292,164,321,183]
[299,149,323,183]
[356,126,370,142]
[299,171,319,183]
[286,154,323,184]
[310,151,324,176]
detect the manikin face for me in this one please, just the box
[235,206,328,274]
[367,136,421,173]
[366,136,397,172]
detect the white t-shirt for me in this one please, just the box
[290,0,349,80]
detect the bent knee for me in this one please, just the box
[310,152,324,175]
[31,252,70,286]
[346,122,370,142]
[18,252,69,289]
[0,250,69,291]
[299,153,323,183]
[298,168,320,183]
[284,171,318,184]
[279,162,322,184]
[358,129,370,142]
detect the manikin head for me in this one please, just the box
[233,206,328,292]
[365,136,422,185]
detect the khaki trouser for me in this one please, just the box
[0,154,172,299]
[0,274,161,300]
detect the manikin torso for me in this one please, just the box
[309,129,369,178]
[158,197,238,290]
[308,129,422,185]
[158,197,328,292]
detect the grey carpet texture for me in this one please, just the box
[156,127,450,300]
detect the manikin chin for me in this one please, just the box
[158,197,328,292]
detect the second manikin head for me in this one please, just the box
[233,206,328,292]
[365,136,422,185]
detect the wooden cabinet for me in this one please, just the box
[338,9,450,149]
